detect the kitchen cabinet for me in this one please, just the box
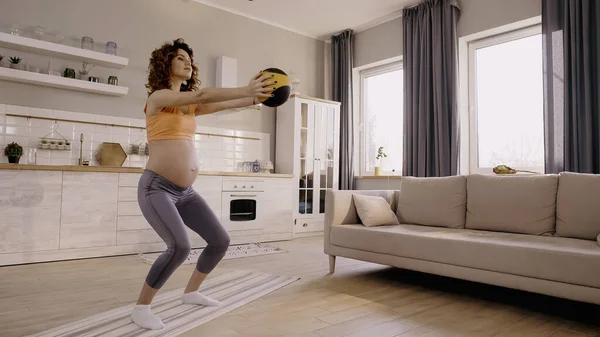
[276,94,341,236]
[0,167,294,266]
[0,170,62,253]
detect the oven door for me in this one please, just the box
[221,192,263,231]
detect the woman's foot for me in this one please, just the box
[130,304,165,330]
[181,291,221,306]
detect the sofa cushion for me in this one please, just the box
[465,174,558,235]
[330,224,600,289]
[396,175,467,228]
[352,194,400,227]
[555,172,600,240]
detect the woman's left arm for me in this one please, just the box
[194,97,258,116]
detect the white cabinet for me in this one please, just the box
[0,168,294,266]
[0,170,62,253]
[276,95,341,235]
[60,172,118,249]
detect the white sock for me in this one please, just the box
[181,291,221,306]
[130,305,165,330]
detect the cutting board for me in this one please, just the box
[95,142,127,167]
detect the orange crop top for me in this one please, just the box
[144,104,198,141]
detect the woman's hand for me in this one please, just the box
[245,72,276,98]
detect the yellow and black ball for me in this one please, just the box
[258,68,291,107]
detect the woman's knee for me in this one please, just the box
[170,239,191,263]
[217,231,230,249]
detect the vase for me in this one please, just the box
[8,156,20,164]
[374,167,382,176]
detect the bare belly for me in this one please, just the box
[145,140,198,188]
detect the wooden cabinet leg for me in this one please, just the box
[329,255,336,274]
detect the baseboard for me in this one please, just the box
[0,243,168,267]
[326,245,600,305]
[0,233,294,267]
[294,231,324,238]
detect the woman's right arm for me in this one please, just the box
[146,73,275,114]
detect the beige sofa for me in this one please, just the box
[325,172,600,305]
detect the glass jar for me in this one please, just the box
[105,41,117,55]
[81,36,94,50]
[108,76,118,86]
[9,24,20,36]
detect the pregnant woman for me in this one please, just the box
[130,38,275,330]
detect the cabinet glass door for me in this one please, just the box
[317,105,338,214]
[299,102,316,215]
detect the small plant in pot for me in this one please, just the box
[9,56,22,69]
[374,146,387,176]
[4,142,24,164]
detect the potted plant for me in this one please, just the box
[9,56,22,69]
[65,141,71,150]
[374,146,387,176]
[4,142,23,164]
[49,140,56,149]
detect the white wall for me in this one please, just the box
[0,103,271,170]
[353,0,542,68]
[0,0,326,164]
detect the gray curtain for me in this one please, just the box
[331,29,355,190]
[402,0,460,177]
[542,0,600,174]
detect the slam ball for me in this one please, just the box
[259,68,291,107]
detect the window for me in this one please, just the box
[358,61,404,175]
[468,25,545,173]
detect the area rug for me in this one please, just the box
[26,270,300,337]
[137,242,287,265]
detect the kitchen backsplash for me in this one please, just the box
[0,104,270,171]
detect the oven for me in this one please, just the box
[221,178,265,231]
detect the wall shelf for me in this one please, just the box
[0,32,128,69]
[0,67,129,96]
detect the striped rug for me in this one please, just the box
[26,270,300,337]
[137,242,287,266]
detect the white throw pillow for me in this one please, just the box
[597,234,600,247]
[352,193,400,227]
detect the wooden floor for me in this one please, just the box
[1,235,599,337]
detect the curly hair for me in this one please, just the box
[146,38,200,96]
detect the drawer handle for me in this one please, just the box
[303,223,308,227]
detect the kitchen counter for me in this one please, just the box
[0,165,294,266]
[0,163,294,178]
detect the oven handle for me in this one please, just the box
[230,194,258,198]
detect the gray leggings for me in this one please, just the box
[138,169,230,289]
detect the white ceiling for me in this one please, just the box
[191,0,419,41]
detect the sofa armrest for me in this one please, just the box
[324,190,397,253]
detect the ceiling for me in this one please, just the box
[191,0,419,41]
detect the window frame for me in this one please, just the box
[467,23,544,174]
[356,60,404,176]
